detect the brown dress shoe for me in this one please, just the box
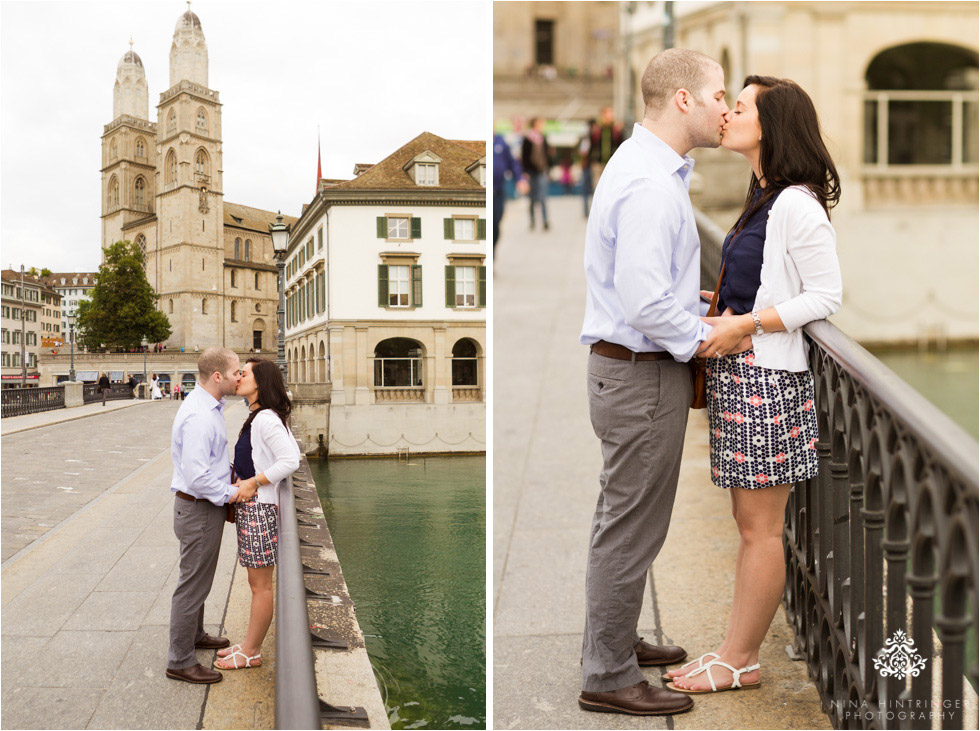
[635,638,687,667]
[166,663,223,684]
[579,680,693,716]
[195,634,231,650]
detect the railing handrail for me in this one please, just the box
[274,473,322,729]
[804,318,980,489]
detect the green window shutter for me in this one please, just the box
[445,265,456,308]
[477,218,487,240]
[377,217,387,238]
[378,264,389,307]
[412,265,423,307]
[410,217,422,239]
[444,218,454,240]
[478,266,487,307]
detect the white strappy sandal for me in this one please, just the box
[666,658,761,694]
[213,645,262,670]
[660,651,719,682]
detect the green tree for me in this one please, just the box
[40,268,52,277]
[76,240,171,350]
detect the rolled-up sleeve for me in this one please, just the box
[178,414,235,506]
[612,180,710,361]
[257,415,301,485]
[772,197,843,333]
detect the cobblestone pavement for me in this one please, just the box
[1,400,180,562]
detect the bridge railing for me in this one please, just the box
[695,208,978,729]
[1,386,65,418]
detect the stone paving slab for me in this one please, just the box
[0,397,150,436]
[493,197,831,730]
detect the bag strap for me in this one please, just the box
[705,262,726,318]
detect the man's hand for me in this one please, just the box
[228,488,242,504]
[697,314,753,358]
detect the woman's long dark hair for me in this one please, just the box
[730,75,841,234]
[239,357,292,436]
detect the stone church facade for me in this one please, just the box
[100,8,295,351]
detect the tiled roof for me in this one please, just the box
[2,269,62,297]
[224,202,299,233]
[42,272,100,289]
[326,132,486,192]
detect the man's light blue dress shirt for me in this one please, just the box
[580,124,711,362]
[170,385,235,506]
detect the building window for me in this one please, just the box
[415,163,438,186]
[166,150,177,186]
[373,338,423,388]
[231,301,237,322]
[253,329,262,351]
[255,272,260,290]
[535,19,555,66]
[201,298,207,315]
[317,226,323,250]
[244,239,251,262]
[307,277,314,315]
[445,263,486,308]
[451,338,478,386]
[196,108,208,133]
[195,149,209,175]
[386,216,410,240]
[316,270,324,313]
[454,218,475,241]
[864,43,979,166]
[455,266,477,308]
[135,234,147,263]
[136,137,146,159]
[169,299,174,313]
[167,108,177,135]
[108,176,119,208]
[234,238,241,259]
[387,265,409,307]
[306,239,313,259]
[445,217,486,241]
[230,270,237,288]
[134,177,145,206]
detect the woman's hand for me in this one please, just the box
[234,478,258,502]
[697,314,753,358]
[699,289,714,302]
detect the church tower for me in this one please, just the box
[154,5,225,349]
[101,42,157,260]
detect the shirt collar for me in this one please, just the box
[630,123,695,183]
[195,385,225,413]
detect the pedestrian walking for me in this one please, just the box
[590,106,624,189]
[150,374,163,400]
[99,372,111,406]
[128,374,138,400]
[521,117,552,231]
[492,130,528,256]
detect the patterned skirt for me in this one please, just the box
[235,498,279,568]
[707,350,819,489]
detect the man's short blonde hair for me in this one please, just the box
[198,347,238,380]
[641,48,719,116]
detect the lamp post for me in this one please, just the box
[269,212,290,382]
[68,311,77,382]
[141,336,149,397]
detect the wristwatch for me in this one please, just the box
[751,310,764,336]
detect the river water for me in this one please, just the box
[309,455,486,730]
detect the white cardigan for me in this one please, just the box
[247,409,301,505]
[749,185,843,372]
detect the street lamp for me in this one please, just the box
[269,212,290,382]
[141,336,149,397]
[67,311,77,382]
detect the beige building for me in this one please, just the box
[619,1,978,345]
[493,1,619,126]
[1,270,60,388]
[285,132,487,456]
[99,9,295,352]
[42,272,98,341]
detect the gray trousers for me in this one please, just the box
[581,353,692,692]
[168,497,226,669]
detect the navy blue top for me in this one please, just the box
[233,419,257,481]
[717,189,780,315]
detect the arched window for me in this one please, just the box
[110,139,117,160]
[195,149,209,176]
[196,108,208,133]
[864,43,979,166]
[254,272,260,290]
[135,234,147,264]
[231,301,237,322]
[134,176,145,206]
[108,176,119,208]
[234,237,241,259]
[165,150,177,186]
[374,338,424,389]
[167,108,177,135]
[318,341,326,381]
[169,299,174,314]
[243,239,251,261]
[451,338,479,387]
[135,137,146,159]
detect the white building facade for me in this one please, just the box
[285,132,487,456]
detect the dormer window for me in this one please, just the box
[404,150,442,187]
[466,157,487,187]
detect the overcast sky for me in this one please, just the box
[1,0,488,273]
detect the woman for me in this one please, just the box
[665,76,842,694]
[214,358,300,670]
[150,374,162,400]
[98,372,111,406]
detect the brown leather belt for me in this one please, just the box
[175,490,209,503]
[590,340,673,362]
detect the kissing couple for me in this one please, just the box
[165,347,300,684]
[578,48,843,715]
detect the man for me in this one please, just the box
[98,372,111,406]
[128,374,138,400]
[578,48,731,716]
[589,106,624,189]
[166,347,256,684]
[521,117,551,231]
[492,129,527,255]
